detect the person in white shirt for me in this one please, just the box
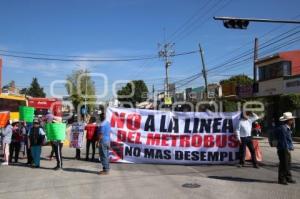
[1,121,13,166]
[235,111,259,168]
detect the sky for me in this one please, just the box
[0,0,300,100]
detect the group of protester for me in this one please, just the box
[1,118,46,167]
[1,111,111,175]
[0,109,297,181]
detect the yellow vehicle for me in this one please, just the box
[0,94,27,120]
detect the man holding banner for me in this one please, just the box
[236,111,260,168]
[97,112,112,175]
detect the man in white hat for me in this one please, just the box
[276,112,297,185]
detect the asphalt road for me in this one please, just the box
[0,138,299,199]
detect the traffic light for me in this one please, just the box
[223,19,249,29]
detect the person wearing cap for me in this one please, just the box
[1,120,13,166]
[28,119,46,168]
[235,111,260,168]
[276,112,297,185]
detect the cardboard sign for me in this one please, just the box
[46,123,66,141]
[0,111,10,128]
[19,106,35,122]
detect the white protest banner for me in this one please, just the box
[70,123,85,148]
[107,107,241,164]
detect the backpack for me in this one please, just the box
[268,127,278,147]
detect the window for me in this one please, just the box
[283,61,292,76]
[258,61,291,81]
[0,99,26,112]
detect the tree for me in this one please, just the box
[2,80,16,92]
[65,69,96,114]
[219,75,253,112]
[117,80,148,106]
[19,88,28,95]
[279,94,300,112]
[27,78,46,97]
[220,74,253,86]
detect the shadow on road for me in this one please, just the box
[63,167,99,175]
[9,162,55,170]
[261,162,300,173]
[207,176,277,184]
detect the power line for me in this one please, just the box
[206,13,300,65]
[167,0,213,41]
[206,27,300,72]
[157,26,300,92]
[0,49,198,62]
[172,0,233,44]
[208,34,300,75]
[170,0,225,42]
[0,49,156,59]
[162,16,300,92]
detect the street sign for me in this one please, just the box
[164,97,172,105]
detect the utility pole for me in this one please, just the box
[253,38,258,82]
[198,44,208,99]
[158,43,175,99]
[152,84,155,101]
[84,70,88,122]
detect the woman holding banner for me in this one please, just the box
[28,119,46,168]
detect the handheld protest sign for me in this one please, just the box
[19,106,35,122]
[45,123,66,141]
[0,111,10,128]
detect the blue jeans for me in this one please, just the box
[99,142,110,171]
[31,145,42,167]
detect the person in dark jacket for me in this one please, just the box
[276,112,297,185]
[28,119,45,168]
[9,121,22,163]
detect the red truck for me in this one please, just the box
[27,97,62,117]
